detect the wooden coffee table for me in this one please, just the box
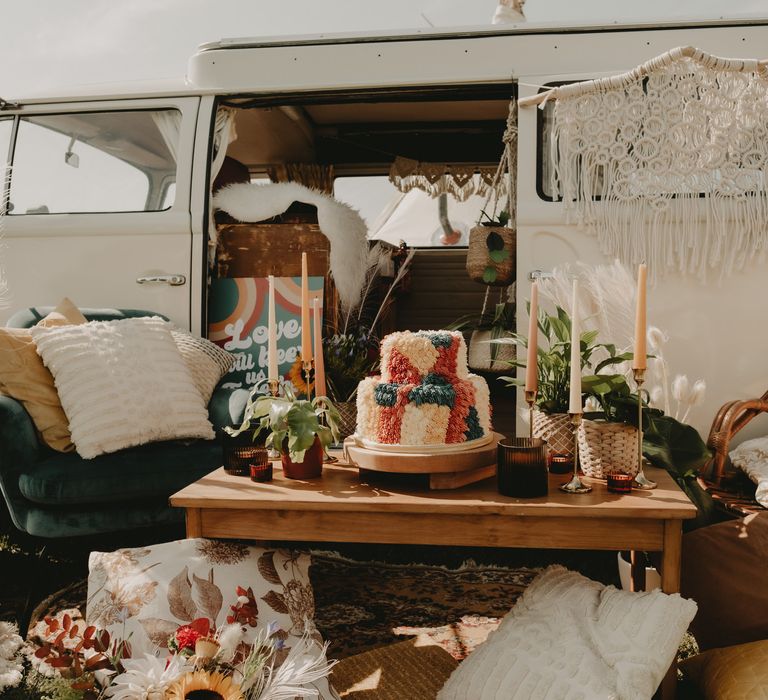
[171,458,696,699]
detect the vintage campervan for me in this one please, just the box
[3,17,768,438]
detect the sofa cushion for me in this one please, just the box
[31,317,214,459]
[16,498,186,539]
[437,565,697,700]
[18,440,222,505]
[680,639,768,700]
[0,298,87,452]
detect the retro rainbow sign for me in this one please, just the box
[208,276,324,394]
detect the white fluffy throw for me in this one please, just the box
[213,182,369,310]
[730,437,768,508]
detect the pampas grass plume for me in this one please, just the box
[649,386,664,408]
[216,623,245,663]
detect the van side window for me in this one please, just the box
[9,109,180,215]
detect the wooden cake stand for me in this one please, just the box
[344,433,502,490]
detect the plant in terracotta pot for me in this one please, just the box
[227,385,340,480]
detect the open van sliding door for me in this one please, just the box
[0,97,200,330]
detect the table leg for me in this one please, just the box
[659,520,683,700]
[186,508,202,538]
[630,551,646,591]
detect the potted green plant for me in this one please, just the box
[499,305,617,464]
[466,209,515,286]
[580,372,714,529]
[450,299,515,372]
[227,385,340,479]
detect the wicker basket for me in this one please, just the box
[468,330,516,372]
[532,411,574,458]
[466,225,515,286]
[577,419,639,479]
[335,401,358,441]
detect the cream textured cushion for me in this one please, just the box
[730,437,768,507]
[171,329,234,403]
[681,639,768,700]
[30,317,214,459]
[0,297,87,452]
[438,566,697,700]
[86,538,338,699]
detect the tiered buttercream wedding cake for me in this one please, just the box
[356,330,492,448]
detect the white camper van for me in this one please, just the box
[3,17,768,438]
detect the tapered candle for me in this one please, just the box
[312,298,326,397]
[633,264,647,370]
[300,253,313,364]
[568,279,582,414]
[525,281,539,394]
[267,275,278,382]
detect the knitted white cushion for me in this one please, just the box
[438,566,697,700]
[31,317,214,459]
[171,329,234,403]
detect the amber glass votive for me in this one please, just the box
[250,459,273,483]
[606,472,634,494]
[497,438,548,498]
[548,453,573,474]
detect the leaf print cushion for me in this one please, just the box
[86,538,318,654]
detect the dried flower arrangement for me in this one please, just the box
[0,601,335,700]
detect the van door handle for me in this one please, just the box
[136,274,187,286]
[528,270,555,281]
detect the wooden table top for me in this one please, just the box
[171,457,697,521]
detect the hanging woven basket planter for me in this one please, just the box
[466,223,516,286]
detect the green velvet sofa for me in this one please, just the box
[0,307,245,538]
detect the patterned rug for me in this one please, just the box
[310,552,539,659]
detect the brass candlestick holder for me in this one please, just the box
[525,390,536,439]
[267,378,281,459]
[559,412,592,494]
[302,360,314,402]
[632,367,657,490]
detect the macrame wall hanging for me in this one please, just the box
[521,46,768,280]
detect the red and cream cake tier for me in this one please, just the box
[356,330,492,446]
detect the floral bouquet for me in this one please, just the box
[1,596,336,700]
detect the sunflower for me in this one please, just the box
[285,354,313,397]
[165,670,243,700]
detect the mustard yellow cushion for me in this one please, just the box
[681,639,768,700]
[0,298,87,451]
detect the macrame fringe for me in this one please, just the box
[550,50,768,281]
[389,158,503,202]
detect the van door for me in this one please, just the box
[1,97,199,329]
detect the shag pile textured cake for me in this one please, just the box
[356,330,491,446]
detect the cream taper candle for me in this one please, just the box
[312,298,326,397]
[267,275,278,382]
[633,263,647,370]
[525,281,539,394]
[301,253,313,364]
[568,279,582,414]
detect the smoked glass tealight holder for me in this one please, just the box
[606,472,634,494]
[548,453,573,474]
[497,438,548,498]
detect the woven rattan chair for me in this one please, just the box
[703,392,768,518]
